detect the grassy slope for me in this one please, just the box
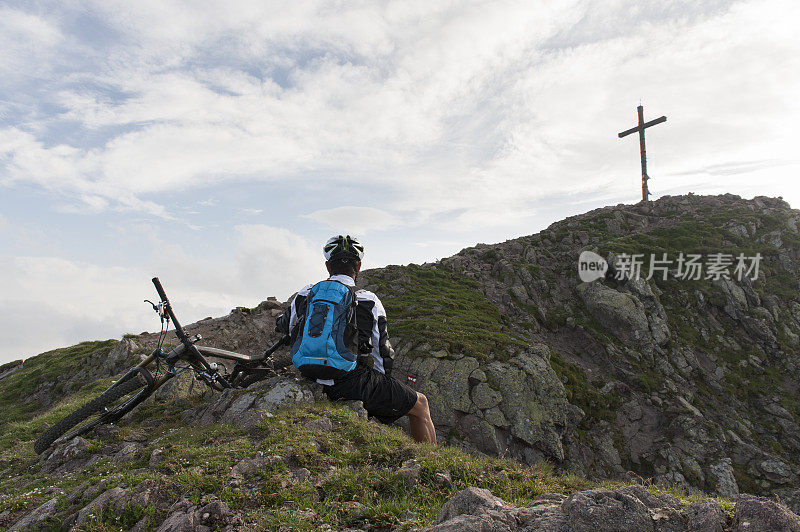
[0,341,119,448]
[0,346,730,531]
[363,264,526,361]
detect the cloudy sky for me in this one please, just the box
[1,0,799,363]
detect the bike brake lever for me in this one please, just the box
[144,299,170,321]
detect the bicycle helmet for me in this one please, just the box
[323,235,364,262]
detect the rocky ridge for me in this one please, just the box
[426,485,800,531]
[358,194,800,510]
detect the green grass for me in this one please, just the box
[0,386,728,531]
[250,403,609,529]
[0,375,121,455]
[363,265,526,361]
[0,340,119,433]
[631,366,665,394]
[593,205,792,261]
[0,397,587,530]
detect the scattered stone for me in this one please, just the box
[733,494,800,531]
[342,501,366,519]
[169,497,193,513]
[114,441,143,462]
[306,416,334,432]
[130,478,163,508]
[80,473,124,505]
[92,424,121,441]
[124,428,150,442]
[156,498,232,532]
[341,400,368,419]
[220,393,258,424]
[292,467,311,483]
[231,453,284,478]
[156,510,199,532]
[576,282,653,347]
[75,487,128,527]
[149,447,165,468]
[434,487,509,524]
[469,369,487,383]
[198,499,232,526]
[562,487,654,531]
[471,383,502,409]
[397,458,422,486]
[426,513,512,531]
[434,470,453,487]
[197,378,318,428]
[709,458,739,498]
[41,436,90,474]
[9,497,59,532]
[425,484,748,531]
[131,516,152,532]
[681,498,727,532]
[67,480,90,504]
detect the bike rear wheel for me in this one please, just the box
[34,371,151,455]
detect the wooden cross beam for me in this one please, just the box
[618,105,667,202]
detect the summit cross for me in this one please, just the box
[618,105,667,202]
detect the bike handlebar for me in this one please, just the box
[152,277,188,341]
[152,276,169,303]
[151,277,217,376]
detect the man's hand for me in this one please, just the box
[380,337,395,377]
[358,338,373,355]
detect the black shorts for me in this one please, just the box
[323,365,418,424]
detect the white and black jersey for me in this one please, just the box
[288,274,395,384]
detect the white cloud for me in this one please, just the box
[0,214,8,232]
[0,224,326,362]
[4,0,799,225]
[304,206,402,235]
[0,299,123,363]
[0,256,151,361]
[234,224,322,297]
[414,240,462,248]
[0,7,62,80]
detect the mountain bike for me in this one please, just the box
[34,277,288,455]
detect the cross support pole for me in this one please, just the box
[618,105,667,202]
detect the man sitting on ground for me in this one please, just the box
[277,235,436,444]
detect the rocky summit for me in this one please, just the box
[365,193,800,509]
[2,193,800,530]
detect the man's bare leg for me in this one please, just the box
[407,392,437,444]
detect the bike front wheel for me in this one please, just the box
[34,370,152,455]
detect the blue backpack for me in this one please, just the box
[291,279,359,380]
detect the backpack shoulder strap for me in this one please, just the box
[323,279,358,305]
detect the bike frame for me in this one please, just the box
[135,277,287,396]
